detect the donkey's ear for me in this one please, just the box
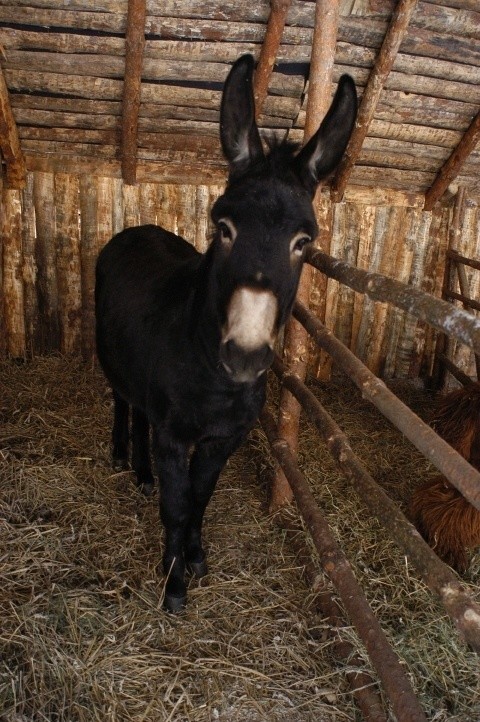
[293,75,357,196]
[220,54,265,179]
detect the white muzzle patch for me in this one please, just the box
[223,287,277,351]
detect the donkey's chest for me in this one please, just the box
[149,376,264,444]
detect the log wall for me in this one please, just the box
[1,171,479,381]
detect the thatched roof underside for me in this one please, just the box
[0,0,479,204]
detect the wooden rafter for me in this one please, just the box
[0,63,26,189]
[330,0,418,203]
[253,0,292,121]
[271,0,340,511]
[120,0,146,185]
[424,110,480,210]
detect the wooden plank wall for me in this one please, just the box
[1,171,479,381]
[0,171,222,362]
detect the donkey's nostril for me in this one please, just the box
[220,340,273,383]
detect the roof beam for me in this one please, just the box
[330,0,418,203]
[0,63,26,189]
[424,110,480,211]
[120,0,146,185]
[253,0,292,121]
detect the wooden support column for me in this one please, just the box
[120,0,146,185]
[424,111,480,211]
[253,0,292,121]
[271,0,339,511]
[331,0,418,203]
[431,186,468,388]
[0,64,26,189]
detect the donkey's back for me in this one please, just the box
[95,224,201,407]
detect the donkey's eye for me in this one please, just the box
[290,234,312,256]
[217,218,236,245]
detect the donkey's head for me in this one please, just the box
[211,54,357,384]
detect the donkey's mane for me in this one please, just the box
[244,137,302,180]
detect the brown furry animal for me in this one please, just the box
[410,382,480,573]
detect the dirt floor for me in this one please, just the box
[0,356,479,721]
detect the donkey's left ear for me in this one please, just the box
[220,54,265,179]
[293,75,357,196]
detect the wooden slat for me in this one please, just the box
[424,110,480,210]
[121,0,146,184]
[0,63,26,188]
[331,0,419,202]
[1,188,25,356]
[54,173,82,355]
[21,172,38,354]
[5,70,299,118]
[79,175,99,362]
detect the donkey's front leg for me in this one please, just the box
[185,432,247,578]
[154,433,191,612]
[112,390,129,471]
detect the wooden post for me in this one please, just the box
[431,187,470,388]
[1,188,25,357]
[79,175,99,362]
[55,173,82,356]
[120,0,146,185]
[33,171,60,353]
[0,64,26,189]
[21,172,38,354]
[253,0,292,121]
[271,0,340,511]
[424,112,480,211]
[331,0,418,203]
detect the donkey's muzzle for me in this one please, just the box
[220,339,274,384]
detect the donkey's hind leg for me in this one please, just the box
[112,390,129,471]
[132,406,155,496]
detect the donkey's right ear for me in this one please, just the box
[220,55,265,179]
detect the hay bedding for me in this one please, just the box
[0,357,479,721]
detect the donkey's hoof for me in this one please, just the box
[187,559,208,578]
[112,457,129,472]
[139,481,155,497]
[164,593,187,614]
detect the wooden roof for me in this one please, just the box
[0,0,479,207]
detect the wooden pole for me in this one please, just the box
[120,0,146,185]
[253,0,292,121]
[272,0,340,512]
[306,246,480,354]
[424,111,480,211]
[294,301,480,510]
[1,188,25,357]
[331,0,418,203]
[0,64,26,189]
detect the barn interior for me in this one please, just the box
[1,1,480,721]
